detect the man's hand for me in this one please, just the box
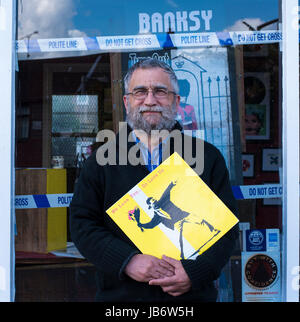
[124,254,175,282]
[149,255,192,297]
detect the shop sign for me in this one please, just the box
[74,0,278,37]
[138,10,213,34]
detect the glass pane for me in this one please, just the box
[52,95,98,133]
[15,0,285,303]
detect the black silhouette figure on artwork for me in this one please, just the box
[128,181,221,259]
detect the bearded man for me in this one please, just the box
[70,58,239,302]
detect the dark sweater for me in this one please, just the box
[69,124,239,302]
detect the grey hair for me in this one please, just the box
[124,58,179,94]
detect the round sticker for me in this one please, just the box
[245,254,278,289]
[248,230,264,246]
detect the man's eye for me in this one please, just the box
[134,89,147,96]
[154,89,168,96]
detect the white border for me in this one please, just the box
[281,0,300,302]
[0,0,16,302]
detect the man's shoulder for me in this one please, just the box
[203,140,223,156]
[181,132,222,157]
[81,150,100,171]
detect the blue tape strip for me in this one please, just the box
[17,30,286,55]
[15,184,285,209]
[156,33,174,48]
[28,39,41,53]
[232,186,244,200]
[33,194,51,208]
[216,32,233,46]
[84,37,99,50]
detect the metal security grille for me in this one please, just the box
[202,75,234,176]
[52,95,98,133]
[52,95,98,167]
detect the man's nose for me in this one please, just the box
[143,90,157,105]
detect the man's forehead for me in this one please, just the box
[129,67,171,86]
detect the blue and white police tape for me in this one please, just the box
[15,193,73,210]
[16,30,283,54]
[14,184,283,209]
[232,184,282,200]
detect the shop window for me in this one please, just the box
[14,0,287,303]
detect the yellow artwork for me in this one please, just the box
[107,152,239,260]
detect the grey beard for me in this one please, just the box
[126,103,177,134]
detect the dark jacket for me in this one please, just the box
[69,123,239,302]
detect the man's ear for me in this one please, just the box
[123,95,129,114]
[175,94,180,109]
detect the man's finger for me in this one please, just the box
[164,270,174,277]
[153,266,172,278]
[149,276,174,286]
[151,271,162,279]
[162,255,179,266]
[158,260,175,273]
[168,291,182,297]
[156,267,174,277]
